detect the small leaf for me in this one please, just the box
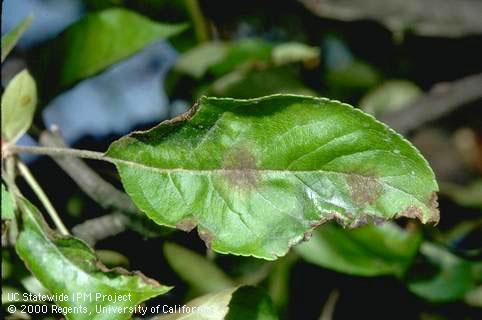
[1,70,37,143]
[35,8,186,96]
[107,94,439,260]
[296,222,422,276]
[15,197,170,320]
[440,180,482,209]
[155,286,278,320]
[164,242,234,294]
[407,243,479,302]
[272,42,320,66]
[1,184,15,221]
[1,15,33,62]
[360,80,422,116]
[174,42,229,78]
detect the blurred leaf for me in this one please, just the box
[1,70,37,143]
[174,42,229,78]
[15,196,171,320]
[272,42,320,67]
[155,286,278,320]
[210,39,274,76]
[210,67,316,98]
[268,253,297,309]
[164,242,234,294]
[407,243,480,302]
[464,285,482,307]
[325,60,381,97]
[296,222,422,276]
[360,80,422,116]
[107,95,439,260]
[36,8,186,97]
[95,249,130,268]
[1,184,15,221]
[1,15,33,62]
[440,180,482,209]
[298,0,482,37]
[2,286,22,305]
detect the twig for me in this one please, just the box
[38,130,137,213]
[319,289,340,320]
[16,161,70,235]
[381,73,482,134]
[6,144,112,163]
[185,0,210,43]
[72,212,129,246]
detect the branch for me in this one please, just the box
[381,73,482,134]
[72,212,129,246]
[38,130,138,213]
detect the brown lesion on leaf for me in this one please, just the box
[346,174,383,205]
[426,192,440,224]
[163,101,200,125]
[198,228,214,249]
[95,260,163,287]
[20,95,32,106]
[222,145,259,189]
[175,217,198,232]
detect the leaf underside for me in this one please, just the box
[15,197,170,320]
[107,94,439,260]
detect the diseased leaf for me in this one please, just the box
[1,15,33,62]
[164,242,234,294]
[107,94,439,260]
[155,286,278,320]
[407,243,480,302]
[296,222,422,276]
[35,8,186,96]
[15,197,170,320]
[1,70,37,143]
[1,184,15,221]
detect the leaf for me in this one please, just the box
[210,67,316,99]
[1,15,33,62]
[1,184,15,221]
[407,243,479,302]
[271,42,320,66]
[164,242,234,294]
[295,222,422,276]
[440,180,482,209]
[15,197,170,320]
[1,70,37,143]
[174,42,229,78]
[360,80,422,116]
[36,8,186,96]
[107,94,439,260]
[155,286,278,320]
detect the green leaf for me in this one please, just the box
[360,80,422,116]
[1,15,33,63]
[210,67,316,99]
[440,180,482,209]
[407,243,479,302]
[295,222,422,276]
[174,42,229,78]
[1,184,15,221]
[155,286,278,320]
[107,94,439,260]
[271,42,320,66]
[15,197,170,320]
[164,242,234,294]
[36,8,186,94]
[1,70,37,143]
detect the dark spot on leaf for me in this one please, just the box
[222,146,258,188]
[198,228,214,249]
[20,95,32,106]
[426,192,440,224]
[176,217,198,232]
[347,174,383,205]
